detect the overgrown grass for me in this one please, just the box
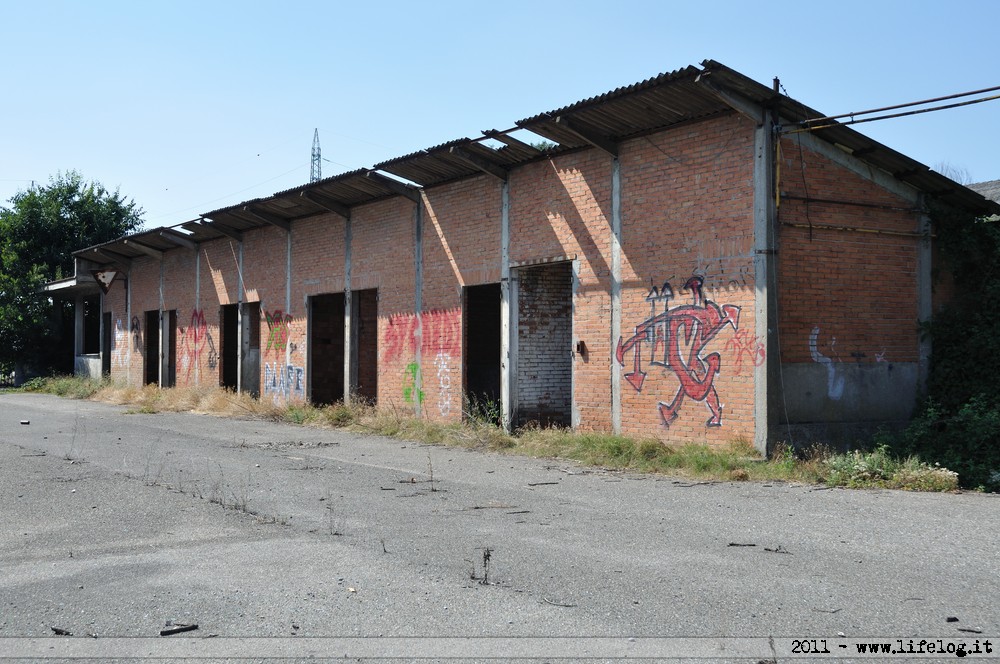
[19,376,961,492]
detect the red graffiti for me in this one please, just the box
[724,329,766,375]
[616,276,740,427]
[265,309,293,356]
[382,308,461,364]
[179,309,208,379]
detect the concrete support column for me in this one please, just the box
[343,215,354,404]
[237,241,244,394]
[284,228,292,387]
[753,114,778,456]
[195,249,201,385]
[499,179,513,432]
[413,199,424,417]
[158,260,165,387]
[126,271,132,385]
[610,157,622,434]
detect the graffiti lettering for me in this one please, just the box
[130,316,141,352]
[724,329,766,375]
[178,309,208,380]
[383,309,461,364]
[206,332,218,370]
[264,362,305,402]
[265,310,293,356]
[616,276,740,427]
[809,326,845,400]
[402,362,424,405]
[435,351,453,416]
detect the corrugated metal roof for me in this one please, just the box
[72,59,998,270]
[516,64,729,148]
[374,135,551,187]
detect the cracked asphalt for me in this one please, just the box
[0,392,997,662]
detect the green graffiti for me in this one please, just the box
[402,362,424,404]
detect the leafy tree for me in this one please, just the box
[0,171,143,378]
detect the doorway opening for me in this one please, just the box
[309,293,345,406]
[515,262,572,428]
[220,304,239,390]
[463,283,501,423]
[144,310,159,385]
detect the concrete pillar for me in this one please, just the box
[500,179,513,431]
[610,157,622,434]
[343,215,354,404]
[413,198,424,417]
[753,113,778,456]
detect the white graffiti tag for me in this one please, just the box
[434,351,453,417]
[809,326,845,401]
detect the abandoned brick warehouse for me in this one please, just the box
[47,60,999,453]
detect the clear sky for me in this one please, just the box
[2,1,998,229]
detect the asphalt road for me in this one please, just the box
[0,392,997,662]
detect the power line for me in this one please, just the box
[785,84,1000,133]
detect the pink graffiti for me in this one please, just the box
[724,329,766,375]
[382,308,461,364]
[179,309,207,379]
[265,309,293,356]
[616,276,740,427]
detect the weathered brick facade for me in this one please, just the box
[61,62,994,451]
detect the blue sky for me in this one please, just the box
[2,1,998,228]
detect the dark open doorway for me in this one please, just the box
[163,309,177,388]
[354,289,378,404]
[144,310,159,385]
[464,283,501,423]
[102,312,112,377]
[309,293,345,405]
[220,304,239,390]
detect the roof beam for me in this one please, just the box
[448,146,509,182]
[243,205,291,232]
[693,74,765,125]
[554,116,618,157]
[366,171,422,202]
[85,247,133,270]
[159,228,199,251]
[301,190,351,218]
[122,239,163,260]
[201,219,244,242]
[482,130,544,155]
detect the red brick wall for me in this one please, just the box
[419,177,503,421]
[351,197,417,411]
[108,109,931,445]
[160,246,198,386]
[127,255,161,386]
[619,113,758,444]
[102,275,129,379]
[293,213,347,403]
[516,262,573,427]
[200,238,242,388]
[509,149,614,432]
[776,137,921,366]
[242,225,288,386]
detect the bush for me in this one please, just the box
[824,444,958,491]
[885,397,1000,492]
